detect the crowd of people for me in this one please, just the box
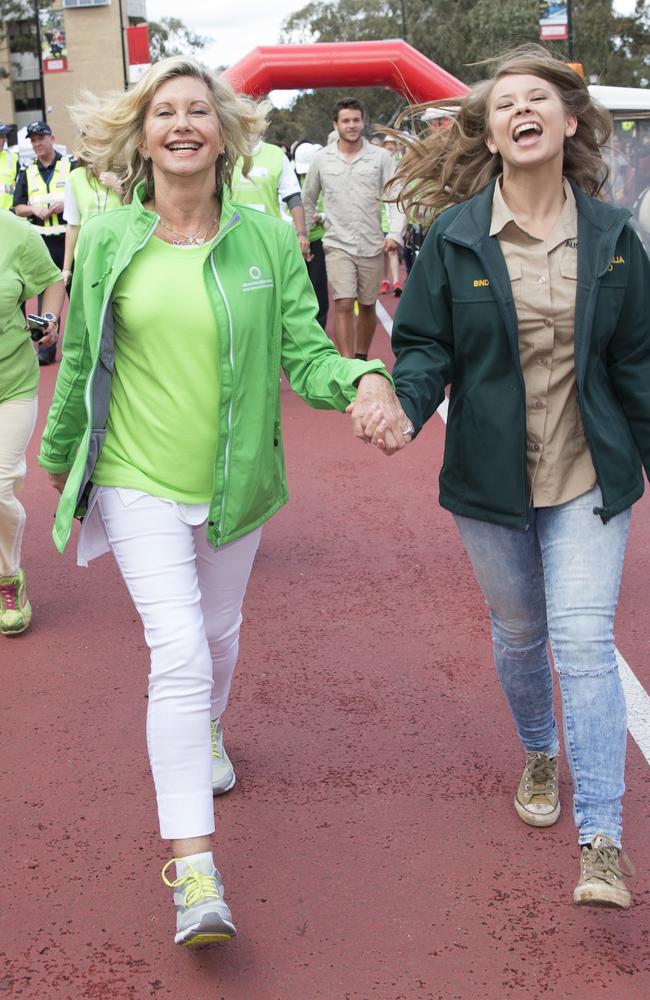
[0,43,647,947]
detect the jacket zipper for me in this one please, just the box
[209,253,235,540]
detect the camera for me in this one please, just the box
[28,314,48,342]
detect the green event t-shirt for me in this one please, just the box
[92,237,220,503]
[0,212,62,404]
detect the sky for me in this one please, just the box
[145,0,640,106]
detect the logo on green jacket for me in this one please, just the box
[242,265,274,292]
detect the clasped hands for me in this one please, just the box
[346,373,413,455]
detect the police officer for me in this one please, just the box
[13,121,71,365]
[0,124,19,211]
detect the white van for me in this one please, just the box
[589,85,650,248]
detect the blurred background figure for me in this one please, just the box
[293,140,328,328]
[0,124,19,212]
[230,136,310,259]
[13,122,72,366]
[0,211,64,635]
[62,157,123,286]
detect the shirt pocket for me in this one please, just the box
[559,248,578,281]
[322,163,345,195]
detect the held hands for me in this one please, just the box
[346,373,414,456]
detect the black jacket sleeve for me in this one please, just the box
[391,226,455,435]
[605,224,650,478]
[12,168,28,208]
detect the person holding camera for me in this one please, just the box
[13,121,72,366]
[0,210,64,635]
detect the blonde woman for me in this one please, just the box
[38,57,399,946]
[369,47,648,907]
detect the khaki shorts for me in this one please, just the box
[324,247,384,305]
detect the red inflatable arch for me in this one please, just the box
[221,40,469,104]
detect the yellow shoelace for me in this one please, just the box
[161,859,222,906]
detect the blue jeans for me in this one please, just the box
[454,486,630,846]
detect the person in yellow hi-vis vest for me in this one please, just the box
[61,157,122,286]
[0,124,19,211]
[13,121,72,365]
[230,139,311,261]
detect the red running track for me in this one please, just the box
[1,295,649,999]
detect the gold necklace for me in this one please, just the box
[154,202,218,246]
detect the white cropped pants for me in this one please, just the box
[95,488,261,840]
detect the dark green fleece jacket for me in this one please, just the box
[392,178,650,528]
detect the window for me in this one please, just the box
[13,80,44,114]
[62,1,111,8]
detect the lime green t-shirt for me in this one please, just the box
[92,237,219,503]
[0,212,62,404]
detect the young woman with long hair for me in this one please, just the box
[365,46,648,907]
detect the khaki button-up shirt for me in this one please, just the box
[491,178,596,507]
[302,138,404,256]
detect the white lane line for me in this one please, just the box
[376,301,650,766]
[376,301,449,422]
[375,300,394,336]
[616,651,650,763]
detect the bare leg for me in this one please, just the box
[355,302,378,356]
[333,297,356,357]
[172,835,212,858]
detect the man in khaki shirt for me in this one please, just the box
[302,99,404,359]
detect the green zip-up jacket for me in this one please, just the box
[392,178,650,528]
[39,182,389,552]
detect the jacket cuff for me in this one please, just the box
[352,362,394,388]
[38,453,72,474]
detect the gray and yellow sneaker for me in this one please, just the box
[161,857,237,946]
[514,751,560,827]
[0,568,32,636]
[211,719,236,795]
[574,834,635,909]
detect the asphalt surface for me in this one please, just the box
[2,294,649,999]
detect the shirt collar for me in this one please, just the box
[490,176,577,247]
[331,137,371,162]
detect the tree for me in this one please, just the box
[572,0,650,87]
[147,16,211,62]
[281,0,650,89]
[0,1,53,84]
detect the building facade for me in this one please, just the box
[0,0,148,150]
